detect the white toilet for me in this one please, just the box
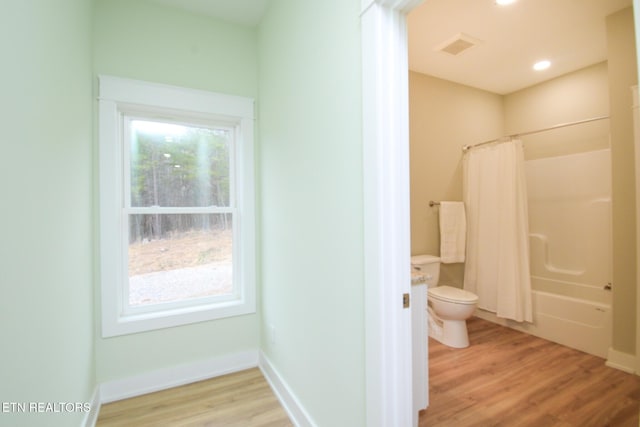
[411,254,478,348]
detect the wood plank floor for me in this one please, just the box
[420,316,640,427]
[96,319,640,426]
[96,368,293,427]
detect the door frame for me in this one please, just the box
[360,1,424,425]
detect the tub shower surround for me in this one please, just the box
[477,148,612,359]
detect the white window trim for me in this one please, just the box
[98,75,256,337]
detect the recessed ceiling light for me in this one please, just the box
[533,60,551,71]
[496,0,517,5]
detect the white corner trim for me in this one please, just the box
[606,347,637,374]
[99,350,259,403]
[259,352,316,427]
[82,386,101,427]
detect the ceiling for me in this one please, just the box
[408,0,632,95]
[146,0,633,95]
[148,0,269,26]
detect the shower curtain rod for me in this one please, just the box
[461,115,610,152]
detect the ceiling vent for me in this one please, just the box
[435,33,482,56]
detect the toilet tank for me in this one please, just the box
[411,254,441,288]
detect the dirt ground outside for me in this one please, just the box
[128,229,233,306]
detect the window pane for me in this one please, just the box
[128,213,233,307]
[129,120,231,208]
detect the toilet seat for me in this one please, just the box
[428,285,478,305]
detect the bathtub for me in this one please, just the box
[475,276,612,358]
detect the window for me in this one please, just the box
[99,76,255,337]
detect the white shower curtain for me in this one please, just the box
[463,139,532,322]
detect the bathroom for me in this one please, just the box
[407,0,637,369]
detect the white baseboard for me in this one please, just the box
[606,347,637,374]
[100,349,259,403]
[82,386,101,427]
[259,352,316,427]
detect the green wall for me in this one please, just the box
[258,0,366,425]
[0,1,95,426]
[93,0,260,384]
[2,1,369,425]
[93,0,258,97]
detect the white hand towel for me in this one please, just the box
[439,201,466,263]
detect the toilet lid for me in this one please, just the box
[428,285,478,304]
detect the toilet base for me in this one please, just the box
[428,307,470,348]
